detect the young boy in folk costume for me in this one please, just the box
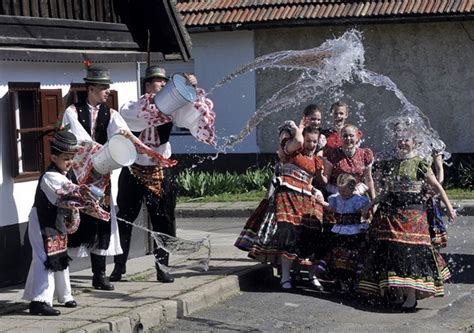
[112,66,216,283]
[23,130,109,316]
[62,66,128,291]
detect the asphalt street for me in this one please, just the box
[156,216,474,332]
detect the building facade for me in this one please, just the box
[0,0,191,287]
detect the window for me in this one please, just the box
[9,82,119,182]
[9,82,63,181]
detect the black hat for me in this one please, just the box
[84,67,113,85]
[51,130,78,154]
[144,66,168,81]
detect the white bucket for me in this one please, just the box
[92,134,137,174]
[153,74,197,115]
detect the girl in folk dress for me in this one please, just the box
[248,122,328,291]
[358,129,456,312]
[300,104,327,156]
[317,124,375,279]
[326,173,371,293]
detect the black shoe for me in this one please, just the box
[29,301,61,316]
[156,268,174,283]
[280,280,293,291]
[309,278,324,291]
[64,300,77,308]
[109,265,126,282]
[92,274,115,290]
[401,301,418,313]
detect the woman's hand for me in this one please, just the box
[447,207,457,222]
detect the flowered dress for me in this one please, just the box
[324,146,374,195]
[327,193,370,284]
[247,151,325,266]
[320,146,374,263]
[358,156,447,299]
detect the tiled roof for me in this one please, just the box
[176,0,474,28]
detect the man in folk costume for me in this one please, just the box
[110,66,216,282]
[62,67,128,290]
[23,130,109,315]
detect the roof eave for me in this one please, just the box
[185,14,474,33]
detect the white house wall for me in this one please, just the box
[0,61,138,227]
[171,30,258,154]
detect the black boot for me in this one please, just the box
[91,253,114,290]
[154,248,174,283]
[110,242,129,282]
[29,301,61,316]
[111,212,133,282]
[109,263,126,282]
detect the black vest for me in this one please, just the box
[75,102,111,145]
[34,164,67,235]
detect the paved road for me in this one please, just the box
[156,216,474,332]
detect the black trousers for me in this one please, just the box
[115,166,177,265]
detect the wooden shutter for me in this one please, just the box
[106,90,119,110]
[40,89,63,169]
[8,89,20,178]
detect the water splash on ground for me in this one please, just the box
[117,217,211,273]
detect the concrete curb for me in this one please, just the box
[175,200,474,218]
[72,264,272,333]
[176,207,257,218]
[459,206,474,217]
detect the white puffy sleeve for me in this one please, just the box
[171,88,216,145]
[62,105,93,142]
[120,94,172,132]
[40,172,78,205]
[107,109,131,138]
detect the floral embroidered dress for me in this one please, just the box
[324,146,374,194]
[248,151,325,266]
[358,156,447,299]
[327,193,370,283]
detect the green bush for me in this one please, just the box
[444,156,474,190]
[177,165,274,197]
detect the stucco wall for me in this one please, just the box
[171,30,258,154]
[0,62,138,227]
[254,21,474,155]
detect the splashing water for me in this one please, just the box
[209,29,447,160]
[117,217,211,273]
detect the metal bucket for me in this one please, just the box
[153,74,197,115]
[92,134,137,174]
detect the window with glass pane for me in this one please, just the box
[9,83,63,182]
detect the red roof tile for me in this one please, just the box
[176,0,474,27]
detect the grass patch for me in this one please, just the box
[177,190,266,203]
[446,188,474,200]
[176,188,472,203]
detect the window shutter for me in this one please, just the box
[8,90,20,178]
[106,90,119,110]
[40,89,64,169]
